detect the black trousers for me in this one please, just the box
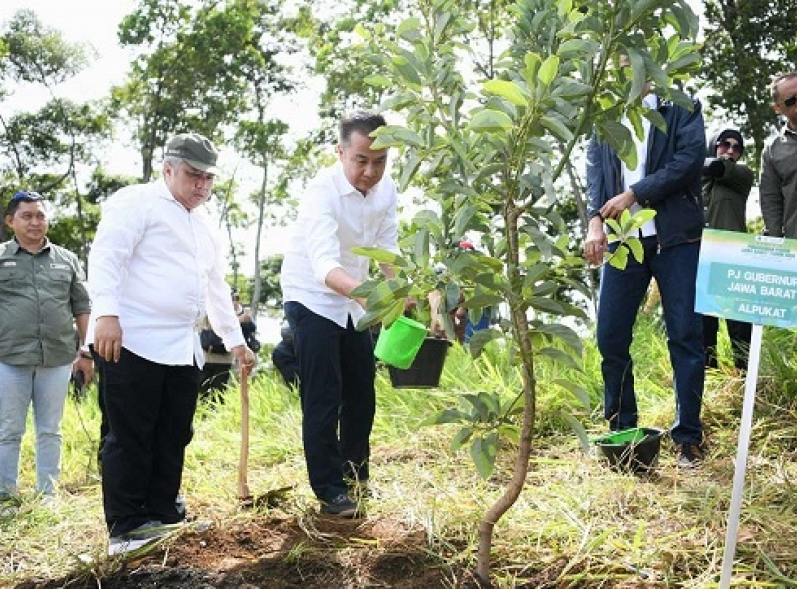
[199,362,232,399]
[99,348,199,536]
[284,302,376,503]
[702,315,752,370]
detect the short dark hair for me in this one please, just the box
[5,191,44,217]
[770,72,797,103]
[339,110,387,146]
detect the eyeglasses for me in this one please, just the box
[11,191,43,202]
[717,140,742,153]
[783,94,797,108]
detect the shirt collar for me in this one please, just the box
[331,161,380,198]
[12,236,51,254]
[157,178,181,202]
[642,93,658,110]
[781,123,797,138]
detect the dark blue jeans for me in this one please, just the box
[597,237,704,445]
[284,302,376,502]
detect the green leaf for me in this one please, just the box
[470,109,514,132]
[604,217,622,235]
[356,306,392,330]
[556,38,599,59]
[643,107,667,134]
[497,424,520,445]
[562,413,591,454]
[461,293,503,308]
[470,433,498,479]
[630,208,656,227]
[363,74,391,88]
[463,393,490,421]
[538,55,559,86]
[538,346,581,370]
[553,378,590,411]
[420,408,470,427]
[523,52,542,87]
[629,0,659,22]
[528,296,565,315]
[450,426,473,451]
[391,127,425,148]
[551,79,593,99]
[411,227,430,269]
[626,237,644,263]
[522,263,550,288]
[467,328,501,358]
[666,87,695,111]
[471,273,506,294]
[598,120,632,156]
[443,282,461,313]
[351,246,408,267]
[396,16,421,40]
[365,279,410,311]
[483,79,529,107]
[453,203,479,239]
[541,114,573,142]
[625,48,648,105]
[353,23,370,40]
[477,391,502,419]
[380,299,407,329]
[391,55,422,87]
[398,152,422,192]
[535,323,582,355]
[608,245,629,270]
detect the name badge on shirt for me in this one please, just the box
[1,260,17,267]
[50,263,69,270]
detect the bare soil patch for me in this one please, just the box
[13,514,469,589]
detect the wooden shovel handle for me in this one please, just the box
[237,369,251,500]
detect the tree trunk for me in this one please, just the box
[475,300,536,586]
[250,160,269,321]
[475,205,537,585]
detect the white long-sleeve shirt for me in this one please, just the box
[280,162,399,328]
[87,179,245,367]
[621,93,658,237]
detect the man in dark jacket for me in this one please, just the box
[702,129,754,370]
[584,88,707,468]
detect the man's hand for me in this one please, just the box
[599,189,636,220]
[584,216,608,266]
[94,316,123,362]
[427,290,444,336]
[232,345,257,378]
[72,356,95,385]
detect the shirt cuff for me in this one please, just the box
[91,296,120,319]
[315,260,343,286]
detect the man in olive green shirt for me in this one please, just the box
[0,191,92,499]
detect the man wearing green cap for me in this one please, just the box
[87,132,257,555]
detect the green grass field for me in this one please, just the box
[2,316,796,587]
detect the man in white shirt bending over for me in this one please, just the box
[281,111,399,518]
[88,132,257,555]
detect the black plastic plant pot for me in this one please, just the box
[387,337,452,389]
[594,427,665,474]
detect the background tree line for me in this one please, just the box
[1,0,796,317]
